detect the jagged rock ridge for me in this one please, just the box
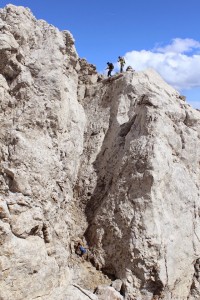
[0,5,200,300]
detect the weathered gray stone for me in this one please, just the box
[95,285,123,300]
[80,70,200,299]
[126,65,134,72]
[111,279,123,292]
[0,4,86,300]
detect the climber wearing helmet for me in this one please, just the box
[118,56,125,73]
[106,62,114,77]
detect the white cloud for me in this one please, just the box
[154,38,200,54]
[123,38,200,91]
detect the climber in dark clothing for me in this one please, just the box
[106,62,114,77]
[76,242,87,257]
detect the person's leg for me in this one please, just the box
[108,70,111,77]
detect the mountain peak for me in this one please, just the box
[0,5,200,300]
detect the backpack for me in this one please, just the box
[109,63,114,70]
[121,57,125,65]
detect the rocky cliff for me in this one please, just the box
[0,5,200,300]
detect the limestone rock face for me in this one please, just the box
[0,4,87,300]
[80,70,200,299]
[95,285,123,300]
[0,4,200,300]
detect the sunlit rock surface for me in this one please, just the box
[0,5,200,300]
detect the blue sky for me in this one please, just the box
[0,0,200,108]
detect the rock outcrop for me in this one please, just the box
[0,5,200,300]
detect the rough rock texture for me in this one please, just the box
[81,71,200,299]
[0,5,200,300]
[95,285,123,300]
[0,4,96,300]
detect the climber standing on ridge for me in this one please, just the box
[118,56,125,73]
[106,62,114,77]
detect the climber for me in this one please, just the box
[76,242,87,257]
[106,62,114,77]
[118,56,125,73]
